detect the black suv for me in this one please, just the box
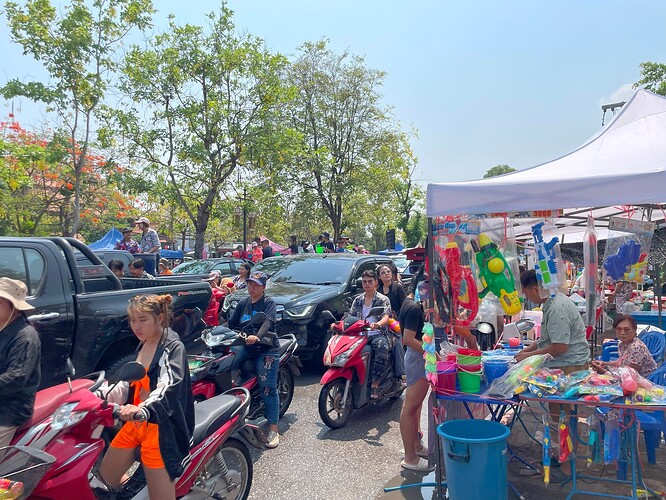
[221,253,393,362]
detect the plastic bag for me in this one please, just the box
[483,353,553,398]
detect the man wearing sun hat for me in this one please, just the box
[0,278,41,448]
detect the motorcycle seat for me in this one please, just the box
[192,394,242,446]
[20,379,94,430]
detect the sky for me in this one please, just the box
[2,0,666,186]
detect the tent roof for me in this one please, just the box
[426,89,666,230]
[88,227,123,250]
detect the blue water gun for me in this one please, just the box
[532,222,560,297]
[603,240,646,281]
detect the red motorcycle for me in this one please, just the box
[1,362,253,500]
[318,308,404,429]
[189,312,300,448]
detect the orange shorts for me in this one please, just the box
[110,420,165,469]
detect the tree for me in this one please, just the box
[635,62,666,95]
[483,164,516,178]
[284,39,395,241]
[0,119,130,236]
[108,6,292,258]
[1,0,153,236]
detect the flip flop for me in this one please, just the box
[401,458,435,472]
[370,387,380,400]
[416,445,428,458]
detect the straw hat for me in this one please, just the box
[0,278,34,311]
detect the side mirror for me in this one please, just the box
[321,310,336,322]
[115,361,146,383]
[353,277,362,290]
[250,312,267,325]
[366,306,385,319]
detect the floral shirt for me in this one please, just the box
[618,337,658,376]
[139,228,161,253]
[114,238,140,254]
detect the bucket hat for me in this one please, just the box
[0,277,34,311]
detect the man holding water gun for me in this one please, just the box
[515,270,589,371]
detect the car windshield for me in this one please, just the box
[172,260,211,274]
[391,256,409,273]
[254,257,352,284]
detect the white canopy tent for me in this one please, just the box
[426,89,666,237]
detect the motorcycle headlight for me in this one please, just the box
[51,402,88,431]
[330,338,364,367]
[283,304,315,319]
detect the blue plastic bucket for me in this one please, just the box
[437,420,510,500]
[483,358,510,385]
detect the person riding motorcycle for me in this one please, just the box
[346,269,392,400]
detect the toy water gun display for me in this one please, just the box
[583,216,600,339]
[442,242,479,326]
[484,353,553,398]
[603,411,621,463]
[0,479,23,500]
[422,322,437,385]
[542,416,551,486]
[603,240,648,282]
[587,413,601,467]
[531,222,560,298]
[558,411,574,463]
[472,233,522,315]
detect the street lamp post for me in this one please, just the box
[237,187,249,251]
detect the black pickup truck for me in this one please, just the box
[0,236,212,388]
[221,253,394,362]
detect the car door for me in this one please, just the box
[211,260,234,277]
[0,242,76,388]
[335,259,378,315]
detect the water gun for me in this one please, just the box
[587,413,600,467]
[387,318,401,334]
[472,234,522,315]
[443,242,479,326]
[558,411,574,463]
[603,240,647,282]
[0,478,23,500]
[603,411,620,463]
[531,222,560,298]
[583,216,600,339]
[542,416,551,486]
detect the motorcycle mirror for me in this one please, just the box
[366,306,385,319]
[115,361,146,383]
[353,277,363,290]
[321,310,336,322]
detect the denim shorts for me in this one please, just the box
[405,346,426,386]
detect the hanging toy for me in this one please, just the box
[443,242,479,326]
[558,411,574,463]
[531,222,561,298]
[472,234,522,315]
[583,215,600,340]
[542,416,551,487]
[422,322,437,385]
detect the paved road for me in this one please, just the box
[246,367,430,500]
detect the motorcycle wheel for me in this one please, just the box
[318,378,353,429]
[194,438,253,500]
[278,367,294,417]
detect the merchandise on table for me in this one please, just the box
[0,478,23,500]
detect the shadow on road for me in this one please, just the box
[315,396,403,446]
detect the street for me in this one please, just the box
[246,367,430,500]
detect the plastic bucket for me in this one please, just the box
[437,420,510,500]
[458,368,482,394]
[457,353,482,365]
[483,358,510,385]
[437,361,456,373]
[437,371,457,393]
[446,353,458,363]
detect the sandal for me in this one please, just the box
[416,445,428,458]
[401,458,435,472]
[370,387,380,400]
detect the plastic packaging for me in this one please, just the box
[583,215,600,339]
[531,221,566,298]
[483,353,553,398]
[558,411,574,463]
[602,217,655,284]
[422,322,437,385]
[586,413,602,466]
[603,410,621,464]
